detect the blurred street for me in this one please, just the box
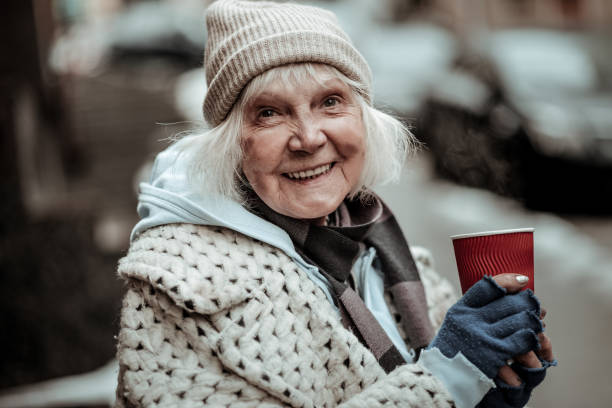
[2,0,612,407]
[377,155,612,408]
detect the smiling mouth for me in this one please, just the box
[283,163,334,181]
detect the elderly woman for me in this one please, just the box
[115,1,555,407]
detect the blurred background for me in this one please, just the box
[1,0,611,406]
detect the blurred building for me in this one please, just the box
[426,0,612,32]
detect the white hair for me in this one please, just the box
[181,63,417,203]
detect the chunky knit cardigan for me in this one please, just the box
[115,223,458,407]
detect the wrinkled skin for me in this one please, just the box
[241,68,366,225]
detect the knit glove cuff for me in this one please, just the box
[429,276,543,379]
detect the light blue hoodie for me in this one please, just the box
[131,137,493,408]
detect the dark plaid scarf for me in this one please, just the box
[248,192,434,373]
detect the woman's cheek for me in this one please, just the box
[244,142,281,174]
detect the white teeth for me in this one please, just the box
[287,163,332,180]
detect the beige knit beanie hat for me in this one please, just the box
[203,0,373,126]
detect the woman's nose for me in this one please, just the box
[288,119,327,153]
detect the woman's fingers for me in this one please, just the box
[487,291,541,321]
[462,274,530,308]
[515,351,542,368]
[498,351,544,387]
[489,310,542,338]
[461,276,507,307]
[537,310,552,356]
[537,333,554,362]
[492,273,530,294]
[490,277,552,387]
[498,364,522,386]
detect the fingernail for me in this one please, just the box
[516,275,529,283]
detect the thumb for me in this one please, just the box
[493,273,530,294]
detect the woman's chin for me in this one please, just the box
[276,176,352,219]
[282,199,343,221]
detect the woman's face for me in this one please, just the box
[241,69,366,223]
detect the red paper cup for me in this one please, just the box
[451,228,534,294]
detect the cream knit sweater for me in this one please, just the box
[115,223,458,407]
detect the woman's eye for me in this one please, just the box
[259,109,276,118]
[323,97,339,107]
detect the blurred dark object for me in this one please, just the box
[50,1,205,77]
[0,218,123,390]
[1,0,82,235]
[0,0,121,391]
[0,0,204,397]
[418,28,612,214]
[2,0,195,395]
[109,1,204,68]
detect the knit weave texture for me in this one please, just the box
[203,0,372,126]
[115,223,458,407]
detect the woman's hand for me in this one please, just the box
[469,274,557,407]
[421,273,557,407]
[428,273,544,380]
[491,274,555,387]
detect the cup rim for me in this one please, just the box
[450,228,534,240]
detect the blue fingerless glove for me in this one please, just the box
[428,275,543,379]
[477,359,558,407]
